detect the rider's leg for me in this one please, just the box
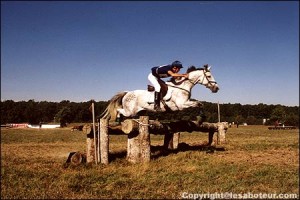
[148,73,162,111]
[154,91,162,111]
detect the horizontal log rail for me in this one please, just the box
[121,119,228,134]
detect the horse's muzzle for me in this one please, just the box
[212,85,219,93]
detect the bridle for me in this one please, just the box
[189,69,217,88]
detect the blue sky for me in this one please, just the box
[1,1,299,106]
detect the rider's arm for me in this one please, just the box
[167,70,188,78]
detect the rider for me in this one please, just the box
[148,60,188,111]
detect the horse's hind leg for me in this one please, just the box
[117,108,127,117]
[116,108,136,121]
[116,92,141,119]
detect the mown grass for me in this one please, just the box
[1,125,299,199]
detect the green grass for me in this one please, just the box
[1,125,299,199]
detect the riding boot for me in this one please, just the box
[154,92,162,111]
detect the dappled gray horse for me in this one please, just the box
[101,65,219,122]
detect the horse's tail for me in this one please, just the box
[99,91,127,122]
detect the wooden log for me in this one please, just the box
[121,119,223,134]
[100,118,109,165]
[122,119,139,134]
[70,152,86,165]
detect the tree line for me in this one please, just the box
[1,99,299,127]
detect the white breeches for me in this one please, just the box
[148,73,161,92]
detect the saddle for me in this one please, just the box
[147,79,168,98]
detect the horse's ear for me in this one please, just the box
[203,64,211,71]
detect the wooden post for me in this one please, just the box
[208,130,215,146]
[173,132,180,149]
[127,130,140,163]
[217,122,227,145]
[127,116,150,163]
[163,133,173,150]
[100,118,109,164]
[86,131,95,164]
[163,132,180,150]
[139,116,150,163]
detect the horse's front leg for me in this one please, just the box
[178,99,203,110]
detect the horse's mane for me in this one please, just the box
[186,66,203,73]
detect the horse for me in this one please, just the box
[100,65,219,122]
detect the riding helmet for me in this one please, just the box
[172,60,183,68]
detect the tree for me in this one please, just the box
[285,113,299,126]
[246,116,258,125]
[55,106,72,127]
[270,106,286,124]
[24,100,40,124]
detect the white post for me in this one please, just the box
[91,100,97,165]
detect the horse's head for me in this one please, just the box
[187,65,219,93]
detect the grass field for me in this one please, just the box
[1,125,299,199]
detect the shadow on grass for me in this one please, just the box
[108,142,226,162]
[65,143,226,167]
[151,142,226,159]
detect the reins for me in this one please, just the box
[165,69,217,95]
